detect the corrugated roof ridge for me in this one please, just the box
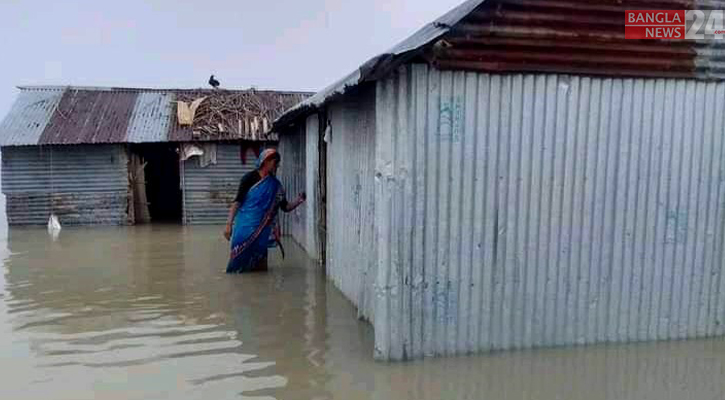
[17,85,314,95]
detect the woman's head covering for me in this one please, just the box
[256,148,280,169]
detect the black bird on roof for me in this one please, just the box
[208,75,220,89]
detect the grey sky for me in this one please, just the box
[0,0,463,117]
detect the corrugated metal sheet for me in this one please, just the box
[126,92,175,143]
[182,144,256,225]
[303,114,320,260]
[277,114,322,259]
[1,86,310,146]
[1,145,129,225]
[373,64,725,360]
[327,87,377,322]
[0,89,64,146]
[429,0,725,78]
[278,123,307,245]
[40,89,138,145]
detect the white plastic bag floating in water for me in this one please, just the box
[47,214,61,240]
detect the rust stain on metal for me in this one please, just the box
[427,0,701,78]
[208,189,235,204]
[39,89,138,145]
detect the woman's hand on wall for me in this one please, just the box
[283,193,307,213]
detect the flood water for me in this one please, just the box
[1,224,725,399]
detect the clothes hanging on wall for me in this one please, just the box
[199,143,217,168]
[240,143,263,165]
[179,144,204,161]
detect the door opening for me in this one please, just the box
[131,144,183,223]
[317,112,328,269]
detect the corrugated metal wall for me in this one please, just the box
[328,86,377,321]
[304,115,320,260]
[278,114,321,259]
[278,124,307,244]
[182,144,255,225]
[1,145,129,225]
[373,64,725,360]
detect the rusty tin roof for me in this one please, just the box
[0,86,311,146]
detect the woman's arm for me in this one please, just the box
[223,202,239,241]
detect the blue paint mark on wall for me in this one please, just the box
[439,97,464,143]
[665,209,688,244]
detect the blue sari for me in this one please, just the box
[226,175,282,273]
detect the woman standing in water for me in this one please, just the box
[224,148,306,273]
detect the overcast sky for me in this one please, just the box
[0,0,463,117]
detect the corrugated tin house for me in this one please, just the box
[0,85,309,225]
[275,0,725,361]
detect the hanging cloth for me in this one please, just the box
[200,143,217,168]
[179,144,204,161]
[177,97,207,126]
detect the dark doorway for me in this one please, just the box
[131,144,182,223]
[317,112,328,269]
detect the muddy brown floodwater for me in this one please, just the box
[1,225,725,400]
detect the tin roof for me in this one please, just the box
[274,0,725,129]
[0,86,311,146]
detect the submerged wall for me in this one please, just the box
[373,64,725,360]
[182,144,255,225]
[278,114,319,259]
[303,115,320,260]
[327,86,377,321]
[1,144,129,226]
[278,123,307,246]
[279,90,377,322]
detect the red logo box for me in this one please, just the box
[625,10,686,39]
